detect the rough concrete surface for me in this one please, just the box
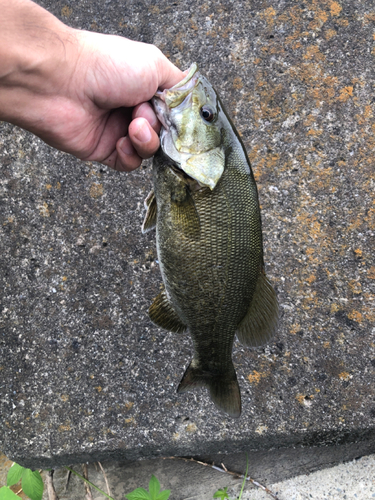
[1,0,375,480]
[241,454,375,499]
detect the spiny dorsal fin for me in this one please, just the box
[177,361,241,418]
[236,271,278,347]
[171,189,200,240]
[142,190,157,234]
[149,289,187,333]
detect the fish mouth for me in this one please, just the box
[151,63,199,131]
[152,64,202,182]
[153,63,199,110]
[152,63,225,191]
[171,63,199,90]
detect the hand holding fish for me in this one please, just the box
[0,0,184,171]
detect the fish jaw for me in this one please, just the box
[152,63,199,130]
[152,63,225,190]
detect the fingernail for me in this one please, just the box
[134,122,152,143]
[119,137,134,155]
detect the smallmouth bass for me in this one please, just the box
[142,63,278,418]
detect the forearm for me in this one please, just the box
[0,0,79,128]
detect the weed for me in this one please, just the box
[0,455,253,500]
[125,474,170,500]
[0,462,43,500]
[213,454,248,500]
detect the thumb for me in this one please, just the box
[155,51,185,91]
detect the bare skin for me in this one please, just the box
[0,0,184,171]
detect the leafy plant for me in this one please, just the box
[0,463,43,500]
[0,456,253,500]
[0,486,19,500]
[213,486,230,499]
[125,475,170,500]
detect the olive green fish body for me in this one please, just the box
[143,64,278,418]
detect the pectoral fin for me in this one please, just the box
[141,190,157,233]
[171,189,200,239]
[149,289,187,333]
[236,271,279,347]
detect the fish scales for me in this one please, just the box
[143,63,278,417]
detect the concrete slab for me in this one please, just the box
[40,453,375,500]
[240,454,375,500]
[1,0,375,477]
[2,452,375,500]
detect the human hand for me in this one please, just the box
[50,31,184,171]
[0,0,184,171]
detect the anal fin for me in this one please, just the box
[236,270,279,347]
[149,289,187,333]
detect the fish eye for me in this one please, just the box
[200,106,216,123]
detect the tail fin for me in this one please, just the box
[177,361,241,418]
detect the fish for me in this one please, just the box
[142,63,278,418]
